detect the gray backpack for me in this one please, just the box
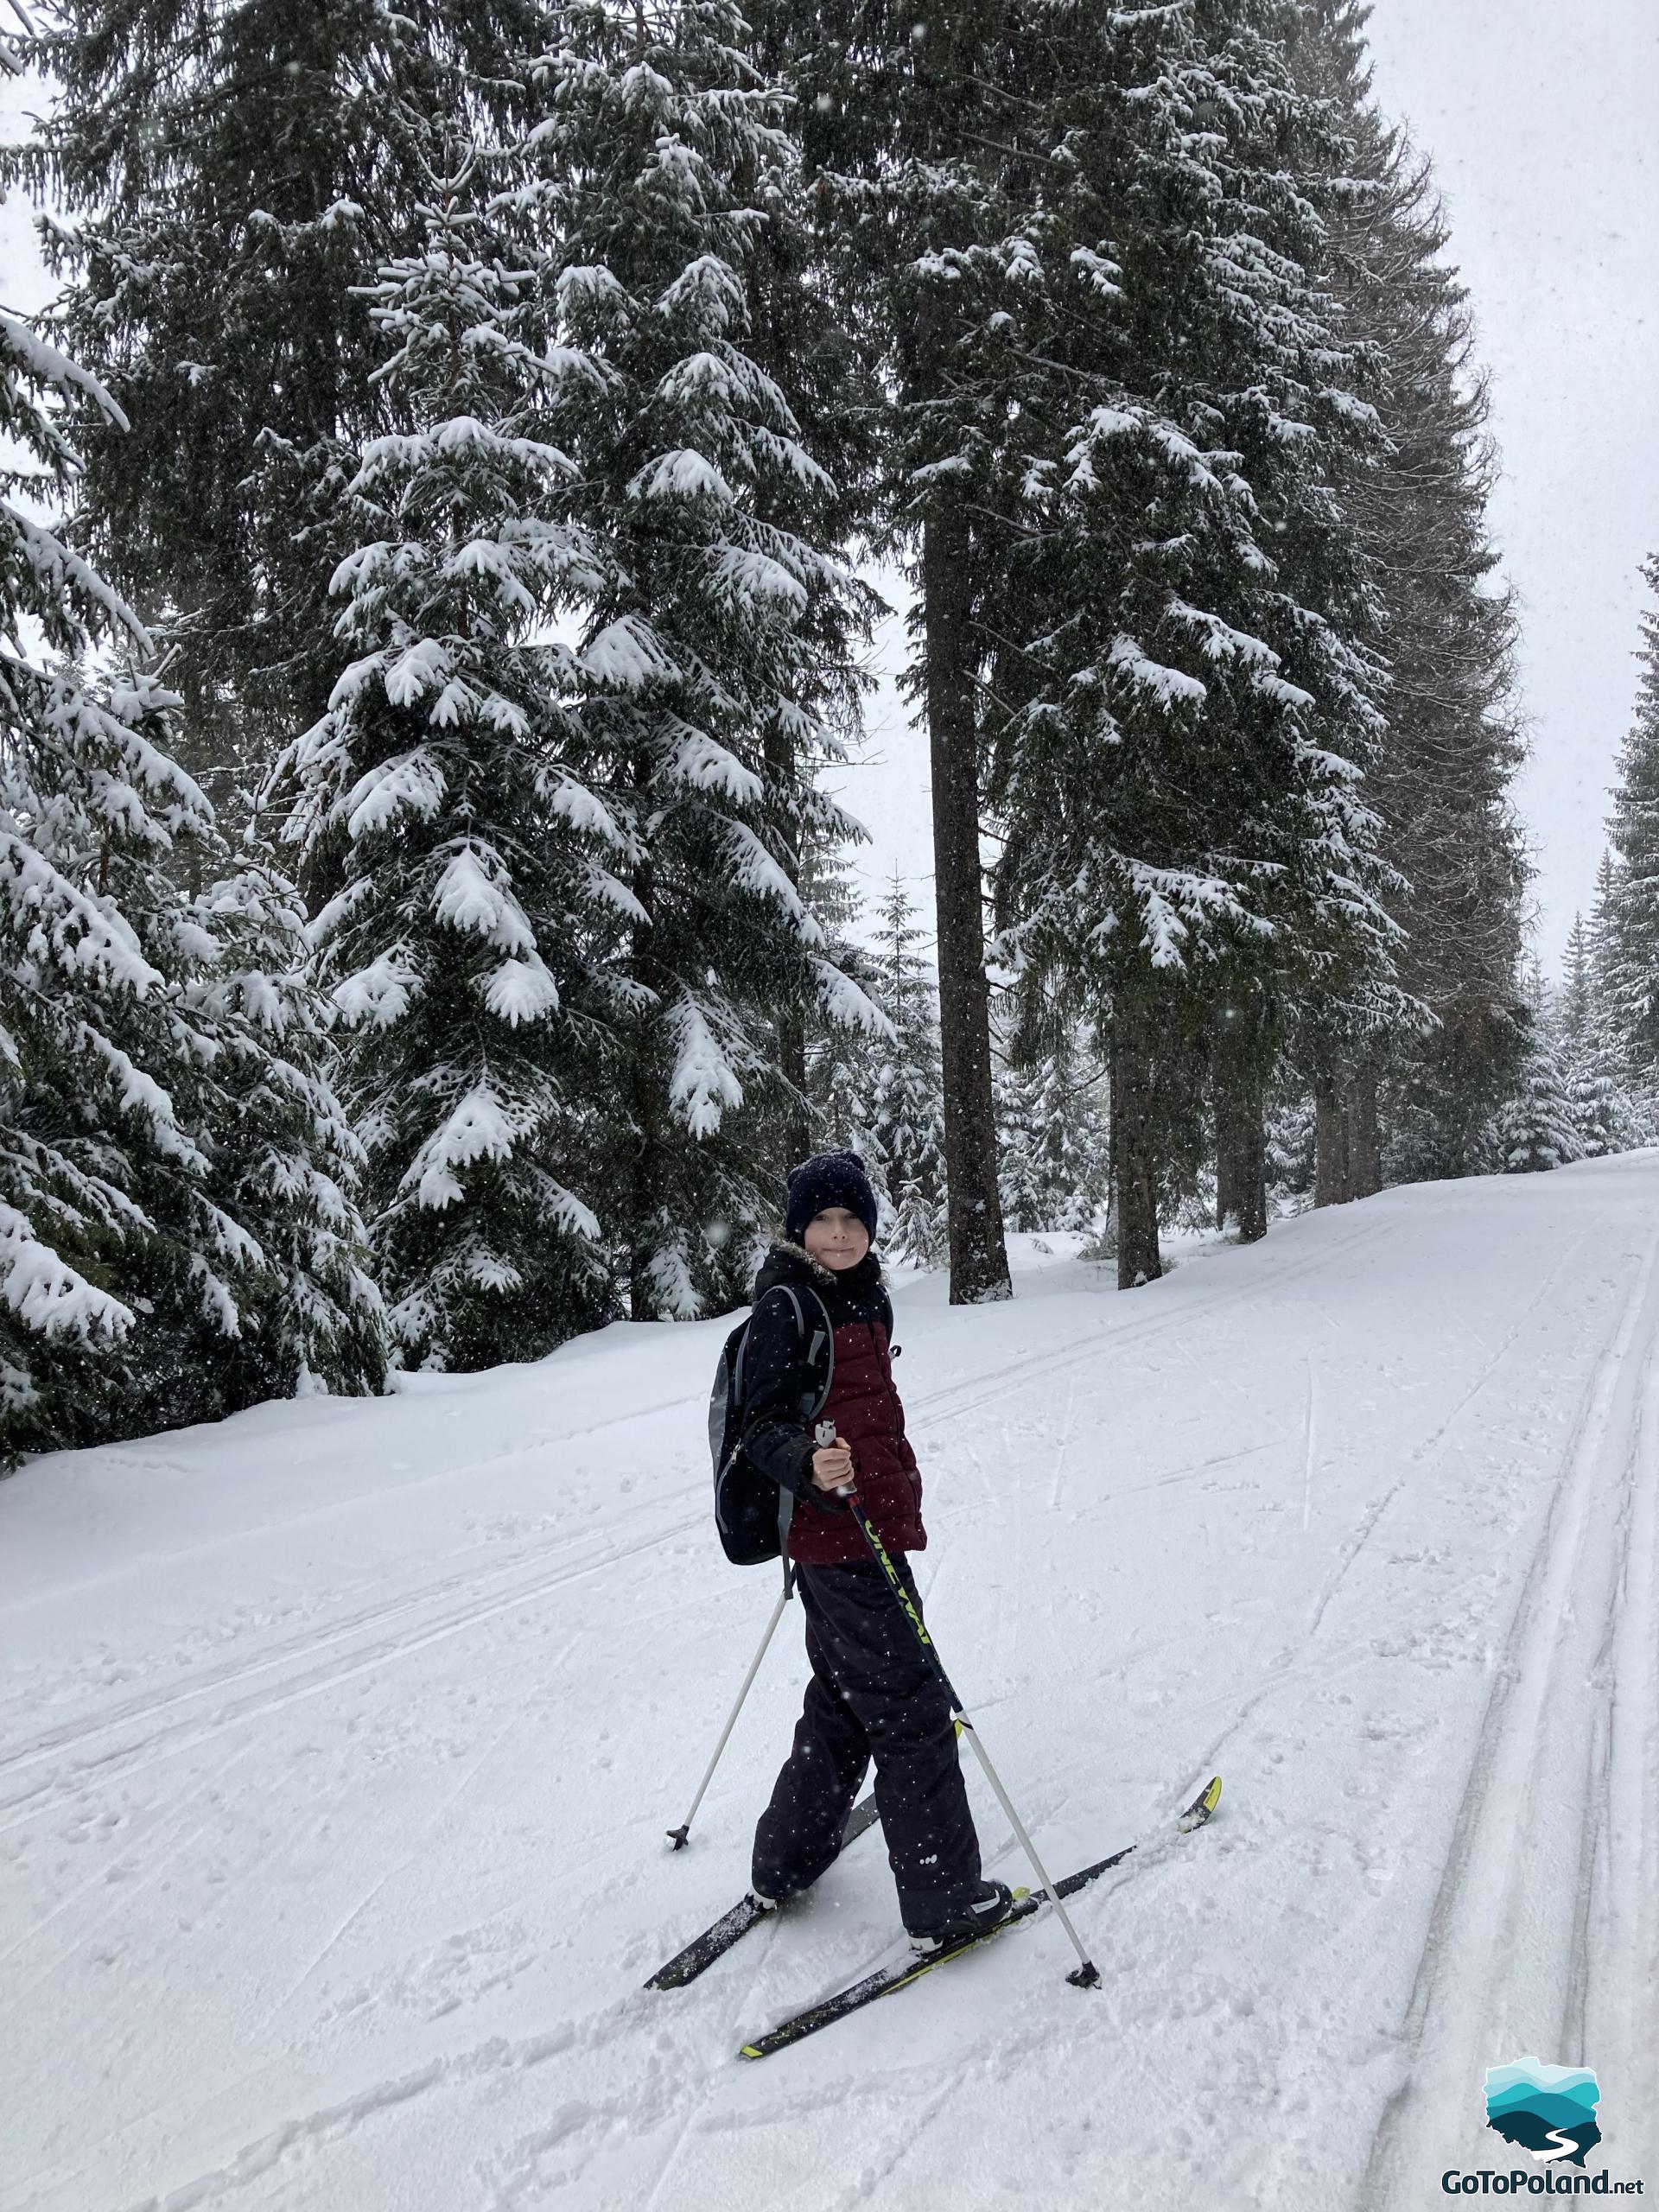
[708,1285,833,1565]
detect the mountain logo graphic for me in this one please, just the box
[1484,2059,1603,2167]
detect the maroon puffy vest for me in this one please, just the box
[787,1316,924,1566]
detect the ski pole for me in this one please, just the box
[666,1582,791,1850]
[818,1422,1100,1989]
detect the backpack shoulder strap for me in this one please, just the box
[799,1287,835,1418]
[766,1287,810,1590]
[744,1284,832,1404]
[772,1285,838,1585]
[735,1284,834,1583]
[734,1284,799,1404]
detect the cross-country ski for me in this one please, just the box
[735,1776,1222,2059]
[645,1793,880,1989]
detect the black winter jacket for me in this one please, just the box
[738,1242,923,1561]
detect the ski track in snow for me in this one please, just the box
[1357,1216,1659,2205]
[3,1168,1658,2210]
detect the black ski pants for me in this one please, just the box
[752,1556,982,1934]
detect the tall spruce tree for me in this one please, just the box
[1,306,384,1460]
[283,148,620,1370]
[1554,905,1634,1151]
[1497,1028,1581,1176]
[866,877,947,1267]
[1289,3,1529,1195]
[771,0,1028,1305]
[1560,912,1593,1050]
[799,846,887,1185]
[987,0,1398,1288]
[1599,556,1659,1091]
[526,0,880,1321]
[996,1036,1109,1237]
[6,0,550,810]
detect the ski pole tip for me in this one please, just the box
[667,1825,690,1851]
[1066,1960,1102,1990]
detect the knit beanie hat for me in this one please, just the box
[785,1149,879,1246]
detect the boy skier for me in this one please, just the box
[738,1149,1013,1956]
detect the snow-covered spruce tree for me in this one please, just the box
[181,858,389,1402]
[866,877,947,1268]
[1,310,383,1459]
[804,1020,888,1213]
[1266,1090,1318,1210]
[524,0,881,1321]
[1599,556,1659,1096]
[994,1066,1045,1240]
[741,40,883,1186]
[1497,1030,1582,1176]
[986,0,1400,1288]
[1587,850,1623,1046]
[1554,908,1632,1155]
[781,833,870,1172]
[1591,861,1655,1140]
[995,1039,1110,1238]
[1560,911,1594,1052]
[285,158,618,1370]
[0,636,197,1451]
[798,852,890,1215]
[1290,3,1529,1193]
[772,0,1029,1306]
[1562,1058,1628,1161]
[6,0,550,812]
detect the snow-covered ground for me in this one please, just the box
[4,1160,1657,2211]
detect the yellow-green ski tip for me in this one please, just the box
[1178,1774,1223,1831]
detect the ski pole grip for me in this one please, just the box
[814,1419,857,1501]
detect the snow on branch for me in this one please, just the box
[0,830,163,996]
[1109,635,1208,709]
[581,617,681,690]
[666,721,763,804]
[431,844,537,954]
[0,1199,134,1341]
[628,448,736,505]
[345,749,447,839]
[404,1082,518,1210]
[668,996,745,1137]
[812,958,893,1040]
[480,953,560,1027]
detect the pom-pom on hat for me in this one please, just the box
[785,1149,879,1246]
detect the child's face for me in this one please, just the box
[803,1207,870,1270]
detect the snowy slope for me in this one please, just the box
[3,1160,1657,2210]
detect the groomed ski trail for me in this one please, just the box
[5,1163,1658,2212]
[1358,1216,1659,2202]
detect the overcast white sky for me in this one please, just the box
[4,1,1655,972]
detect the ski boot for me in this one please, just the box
[907,1880,1014,1961]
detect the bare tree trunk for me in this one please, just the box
[1217,1100,1268,1241]
[1215,1136,1241,1234]
[779,1015,810,1169]
[1111,1004,1162,1288]
[1313,1073,1352,1208]
[1214,1011,1268,1243]
[923,510,1012,1305]
[627,760,665,1319]
[1349,1060,1382,1198]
